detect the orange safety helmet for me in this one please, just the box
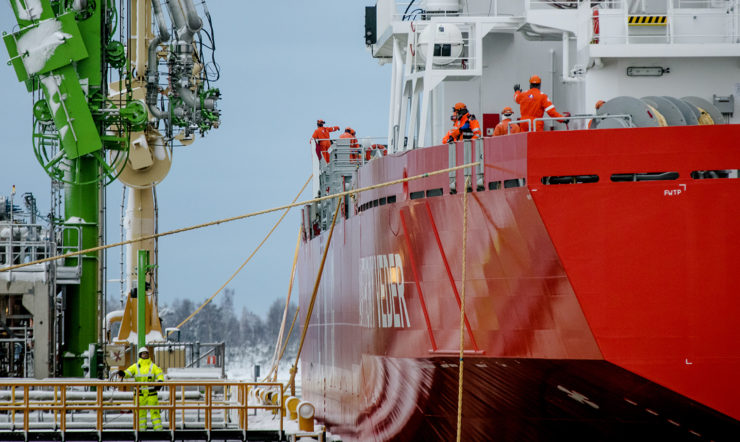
[595,100,606,110]
[529,74,542,84]
[501,106,514,116]
[345,127,356,135]
[317,119,325,126]
[453,102,467,111]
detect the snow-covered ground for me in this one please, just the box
[225,343,298,388]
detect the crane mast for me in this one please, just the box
[3,0,221,376]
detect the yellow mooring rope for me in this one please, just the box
[168,175,312,335]
[0,162,479,273]
[264,223,303,382]
[456,176,471,442]
[287,196,343,393]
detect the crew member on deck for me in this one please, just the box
[339,127,361,163]
[493,106,521,136]
[442,102,482,143]
[118,348,165,431]
[513,75,567,132]
[588,100,606,128]
[311,119,339,163]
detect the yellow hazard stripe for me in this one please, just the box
[628,15,667,26]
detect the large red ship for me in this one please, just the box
[298,1,740,440]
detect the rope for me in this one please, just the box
[0,162,480,273]
[455,176,471,442]
[286,197,343,393]
[167,176,312,335]
[264,223,302,382]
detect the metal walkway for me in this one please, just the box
[0,380,308,442]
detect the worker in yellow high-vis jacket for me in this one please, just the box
[119,347,165,430]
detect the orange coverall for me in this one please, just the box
[312,126,339,162]
[493,118,521,136]
[442,113,482,143]
[514,88,564,132]
[339,132,361,162]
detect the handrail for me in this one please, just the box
[0,380,284,433]
[509,114,633,131]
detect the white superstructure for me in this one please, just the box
[368,0,740,151]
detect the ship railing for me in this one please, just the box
[508,114,633,132]
[54,225,83,282]
[0,380,285,433]
[0,223,51,270]
[593,0,740,45]
[392,1,521,19]
[526,0,584,10]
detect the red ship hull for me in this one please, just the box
[297,126,740,441]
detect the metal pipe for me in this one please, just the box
[181,0,203,33]
[152,0,170,42]
[147,1,172,120]
[165,0,187,36]
[562,31,580,83]
[145,36,169,119]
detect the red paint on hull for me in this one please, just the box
[297,126,740,441]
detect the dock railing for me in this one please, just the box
[0,380,284,433]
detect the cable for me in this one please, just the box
[0,162,480,273]
[264,224,302,382]
[167,176,312,335]
[403,0,417,20]
[455,176,471,442]
[286,196,343,393]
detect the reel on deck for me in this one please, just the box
[591,96,725,129]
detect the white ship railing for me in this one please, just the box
[509,114,633,132]
[593,0,740,45]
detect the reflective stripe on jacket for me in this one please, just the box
[442,113,481,143]
[125,358,164,395]
[514,88,563,131]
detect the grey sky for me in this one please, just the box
[0,2,388,317]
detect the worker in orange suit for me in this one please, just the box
[311,119,339,163]
[513,75,567,132]
[588,100,606,129]
[493,106,521,136]
[339,127,361,163]
[365,144,387,161]
[442,102,482,143]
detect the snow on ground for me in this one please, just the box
[225,344,298,389]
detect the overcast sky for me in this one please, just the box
[0,2,389,318]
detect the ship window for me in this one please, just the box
[504,178,525,188]
[611,172,679,182]
[388,195,397,204]
[488,181,502,190]
[373,199,379,207]
[379,197,387,205]
[426,188,443,197]
[541,175,599,185]
[691,170,739,179]
[410,191,425,200]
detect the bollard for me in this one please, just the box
[286,396,301,420]
[297,401,315,432]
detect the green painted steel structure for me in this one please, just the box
[5,0,110,376]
